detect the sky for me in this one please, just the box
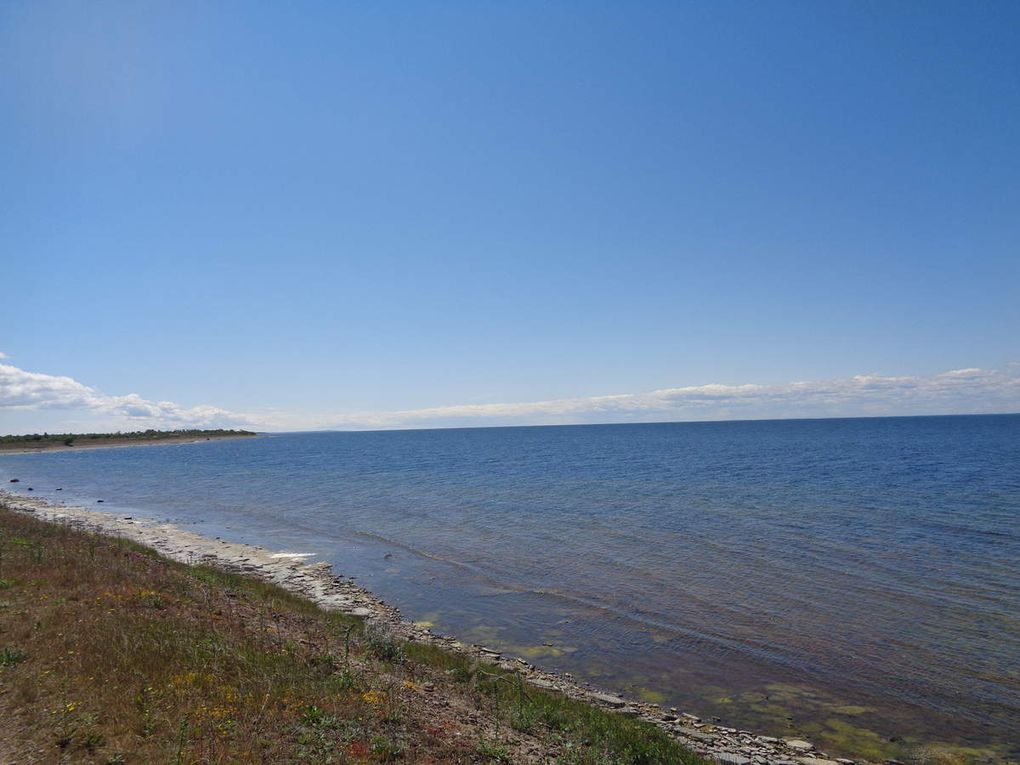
[2,1,1018,433]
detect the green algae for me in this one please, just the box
[912,742,1020,765]
[637,688,667,704]
[812,718,901,762]
[829,704,873,716]
[514,643,567,659]
[463,623,502,644]
[412,610,443,630]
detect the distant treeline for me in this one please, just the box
[0,429,256,446]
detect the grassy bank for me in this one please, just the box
[0,503,706,764]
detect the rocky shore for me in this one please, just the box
[1,489,862,765]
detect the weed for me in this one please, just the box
[477,737,513,762]
[81,727,106,752]
[332,665,364,692]
[366,625,404,663]
[0,647,26,666]
[296,704,343,759]
[371,733,406,761]
[134,682,158,737]
[299,704,335,729]
[172,717,189,765]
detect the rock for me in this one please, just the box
[97,499,104,503]
[715,754,751,765]
[682,712,701,721]
[786,740,814,752]
[679,729,719,743]
[836,760,856,765]
[798,758,840,765]
[590,692,627,708]
[9,478,19,483]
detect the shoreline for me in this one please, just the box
[0,488,854,765]
[0,433,259,456]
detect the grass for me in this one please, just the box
[0,502,706,764]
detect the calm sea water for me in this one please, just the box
[3,415,1018,757]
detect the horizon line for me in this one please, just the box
[257,409,1020,437]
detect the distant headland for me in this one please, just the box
[0,429,258,454]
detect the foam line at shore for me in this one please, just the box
[0,488,857,765]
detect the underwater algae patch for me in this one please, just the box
[637,687,668,704]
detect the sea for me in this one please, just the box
[2,414,1018,758]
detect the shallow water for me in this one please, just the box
[3,415,1018,758]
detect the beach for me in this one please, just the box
[1,488,854,765]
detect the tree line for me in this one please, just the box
[0,429,256,446]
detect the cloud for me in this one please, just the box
[0,362,255,430]
[0,351,8,359]
[324,367,1020,430]
[1,359,1018,435]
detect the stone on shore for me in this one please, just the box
[679,729,719,743]
[590,692,628,708]
[715,753,751,765]
[787,740,815,752]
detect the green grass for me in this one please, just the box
[403,641,704,765]
[0,647,27,666]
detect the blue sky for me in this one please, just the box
[2,1,1018,432]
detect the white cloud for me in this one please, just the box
[1,359,1018,435]
[0,362,255,431]
[0,351,8,359]
[323,367,1020,430]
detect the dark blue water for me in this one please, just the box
[3,415,1018,757]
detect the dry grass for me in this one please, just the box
[0,505,705,764]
